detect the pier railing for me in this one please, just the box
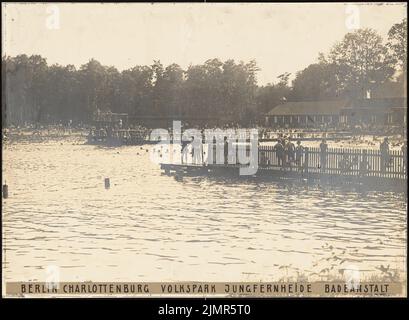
[258,146,407,180]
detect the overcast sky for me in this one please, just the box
[2,2,407,85]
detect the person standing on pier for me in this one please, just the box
[286,140,296,169]
[224,137,229,165]
[68,119,72,135]
[206,137,216,165]
[295,140,304,172]
[190,137,195,163]
[380,137,390,173]
[274,139,284,169]
[192,135,203,165]
[359,150,370,177]
[319,139,328,172]
[181,139,190,164]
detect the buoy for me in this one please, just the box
[3,184,8,199]
[104,178,110,189]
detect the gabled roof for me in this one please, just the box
[266,100,348,116]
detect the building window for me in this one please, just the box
[297,116,300,123]
[274,116,277,124]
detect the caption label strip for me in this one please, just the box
[5,281,405,297]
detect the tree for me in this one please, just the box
[78,59,111,120]
[277,72,291,88]
[119,65,153,116]
[220,59,259,123]
[327,28,394,98]
[387,18,407,70]
[291,62,339,100]
[161,63,184,118]
[3,19,404,128]
[2,54,48,125]
[256,74,291,115]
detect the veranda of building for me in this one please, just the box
[265,97,407,128]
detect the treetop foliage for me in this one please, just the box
[2,19,406,126]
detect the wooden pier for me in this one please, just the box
[160,145,407,192]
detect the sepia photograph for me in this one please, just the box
[1,2,407,299]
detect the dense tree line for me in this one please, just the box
[2,19,406,127]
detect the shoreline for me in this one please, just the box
[3,129,406,150]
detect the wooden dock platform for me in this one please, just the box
[160,145,407,192]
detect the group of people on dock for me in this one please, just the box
[270,137,305,170]
[176,134,407,176]
[267,136,407,175]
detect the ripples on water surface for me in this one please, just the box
[2,138,407,282]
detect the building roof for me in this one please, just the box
[267,97,407,117]
[345,97,407,110]
[266,100,348,116]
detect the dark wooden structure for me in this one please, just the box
[265,100,347,127]
[88,111,153,145]
[160,145,407,191]
[339,97,407,127]
[266,97,407,129]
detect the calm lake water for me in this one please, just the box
[2,137,407,283]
